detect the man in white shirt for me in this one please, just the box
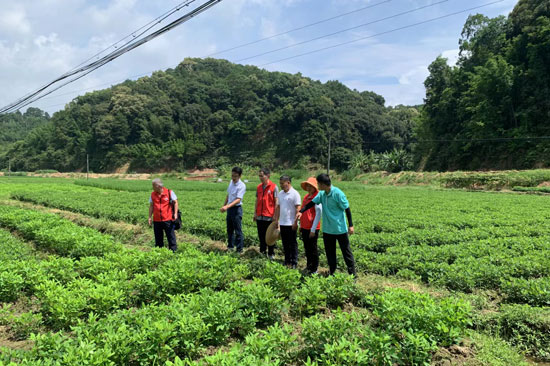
[274,175,301,268]
[220,167,246,253]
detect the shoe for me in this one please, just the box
[227,247,235,251]
[291,264,297,269]
[268,255,275,260]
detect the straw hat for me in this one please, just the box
[265,221,281,246]
[301,177,318,191]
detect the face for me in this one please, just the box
[306,184,317,195]
[317,181,329,192]
[259,171,268,184]
[280,179,290,192]
[231,172,241,183]
[152,183,162,193]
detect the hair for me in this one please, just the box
[279,175,291,183]
[316,173,331,186]
[232,166,243,176]
[259,167,270,176]
[152,178,164,187]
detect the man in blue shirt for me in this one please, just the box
[299,173,356,276]
[220,167,246,253]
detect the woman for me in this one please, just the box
[299,177,322,274]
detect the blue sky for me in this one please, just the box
[0,0,518,114]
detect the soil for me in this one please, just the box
[432,342,477,366]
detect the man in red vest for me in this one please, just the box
[148,178,178,252]
[253,168,278,259]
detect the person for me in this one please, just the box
[299,177,322,274]
[254,168,278,259]
[148,178,178,252]
[220,167,246,253]
[299,173,356,276]
[274,175,301,268]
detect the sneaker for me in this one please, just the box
[268,254,275,260]
[291,264,297,269]
[227,247,235,252]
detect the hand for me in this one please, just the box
[220,205,228,213]
[296,212,302,221]
[348,226,354,235]
[148,217,152,226]
[173,214,177,220]
[309,231,316,238]
[291,222,298,231]
[253,215,257,222]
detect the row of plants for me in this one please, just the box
[9,184,550,304]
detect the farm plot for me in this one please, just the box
[10,183,550,302]
[0,201,475,365]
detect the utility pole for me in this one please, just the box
[86,154,89,180]
[327,134,331,175]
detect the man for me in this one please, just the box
[299,173,356,276]
[220,167,246,253]
[299,177,322,274]
[148,178,178,252]
[274,175,301,268]
[254,168,278,259]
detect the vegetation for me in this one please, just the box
[0,60,416,173]
[416,0,550,170]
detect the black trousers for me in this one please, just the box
[280,225,298,266]
[300,228,319,273]
[323,233,356,276]
[226,206,243,252]
[257,219,274,255]
[153,220,177,252]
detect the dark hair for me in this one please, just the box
[259,167,270,176]
[316,173,331,186]
[232,167,243,176]
[279,175,291,183]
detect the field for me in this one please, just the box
[0,176,549,365]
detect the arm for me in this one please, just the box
[173,200,179,220]
[310,204,322,236]
[220,195,229,212]
[148,202,153,226]
[274,203,280,230]
[345,207,354,235]
[299,201,315,213]
[253,191,258,221]
[292,204,301,230]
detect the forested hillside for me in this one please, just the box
[416,0,550,170]
[0,59,415,173]
[0,108,50,154]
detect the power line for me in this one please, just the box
[259,0,504,67]
[0,0,223,114]
[207,0,393,57]
[235,0,449,63]
[35,0,397,104]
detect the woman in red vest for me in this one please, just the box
[254,168,278,259]
[299,177,322,274]
[148,178,178,252]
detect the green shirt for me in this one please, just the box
[312,186,349,235]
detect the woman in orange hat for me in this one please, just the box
[299,177,322,274]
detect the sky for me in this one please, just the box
[0,0,518,115]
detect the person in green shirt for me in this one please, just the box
[299,173,356,276]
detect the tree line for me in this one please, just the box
[1,0,546,173]
[415,0,550,170]
[0,59,415,173]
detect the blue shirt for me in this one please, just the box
[312,186,349,235]
[227,179,246,206]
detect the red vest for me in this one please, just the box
[300,192,321,230]
[151,187,174,222]
[256,180,277,218]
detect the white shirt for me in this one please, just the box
[277,187,301,226]
[227,179,246,206]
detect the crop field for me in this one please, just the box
[0,176,549,365]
